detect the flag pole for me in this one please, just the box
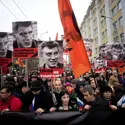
[25,59,29,88]
[1,67,3,87]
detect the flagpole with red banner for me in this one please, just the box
[58,0,91,78]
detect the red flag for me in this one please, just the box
[58,0,91,78]
[55,32,58,40]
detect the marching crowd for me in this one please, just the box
[0,69,125,115]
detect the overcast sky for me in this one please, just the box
[0,0,91,40]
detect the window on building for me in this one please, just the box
[111,0,115,4]
[114,36,119,42]
[103,5,105,15]
[113,21,118,31]
[94,27,98,36]
[117,1,121,11]
[105,29,107,37]
[101,20,104,28]
[102,32,105,39]
[112,6,116,16]
[119,16,123,27]
[120,33,124,43]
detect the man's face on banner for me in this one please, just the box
[15,26,33,48]
[41,46,59,68]
[100,47,107,56]
[0,36,8,57]
[85,42,91,50]
[112,47,119,60]
[96,59,105,68]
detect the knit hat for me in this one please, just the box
[30,80,42,91]
[64,82,72,87]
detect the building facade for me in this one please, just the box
[80,0,125,60]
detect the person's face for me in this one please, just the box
[100,47,107,56]
[90,80,96,89]
[85,73,89,78]
[21,87,28,94]
[89,77,94,81]
[0,88,11,101]
[85,42,91,50]
[96,59,104,67]
[42,47,59,68]
[15,26,33,48]
[117,48,122,55]
[79,86,84,93]
[112,47,118,56]
[103,91,111,100]
[0,37,8,57]
[47,80,52,87]
[71,83,76,89]
[31,89,41,95]
[83,91,94,102]
[61,93,70,105]
[54,80,62,92]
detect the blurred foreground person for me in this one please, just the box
[0,84,22,112]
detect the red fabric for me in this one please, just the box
[0,95,22,111]
[58,0,91,78]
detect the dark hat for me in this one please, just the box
[100,86,112,94]
[21,81,27,88]
[30,80,42,91]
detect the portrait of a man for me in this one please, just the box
[39,40,63,68]
[107,44,124,61]
[0,32,12,58]
[99,45,107,59]
[13,21,37,48]
[94,57,106,69]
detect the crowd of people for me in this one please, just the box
[0,68,125,115]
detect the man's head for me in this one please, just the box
[111,44,123,60]
[54,78,63,92]
[95,57,105,68]
[30,80,42,95]
[82,85,95,102]
[0,32,9,57]
[99,45,107,57]
[40,41,60,68]
[13,21,33,48]
[0,84,13,101]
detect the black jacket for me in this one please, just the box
[21,88,53,112]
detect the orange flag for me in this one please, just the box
[55,32,58,40]
[58,0,91,78]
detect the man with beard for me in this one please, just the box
[13,21,37,48]
[40,41,63,68]
[0,32,12,58]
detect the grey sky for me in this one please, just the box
[0,0,91,40]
